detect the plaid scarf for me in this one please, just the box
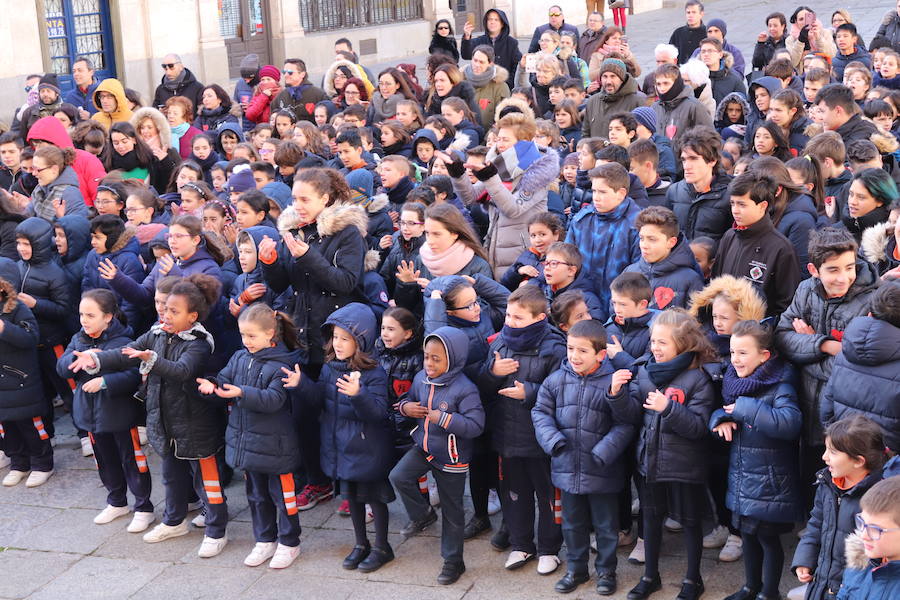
[486,140,542,183]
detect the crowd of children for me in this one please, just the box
[2,2,900,599]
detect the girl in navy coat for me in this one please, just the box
[498,212,563,291]
[710,320,803,600]
[82,216,147,330]
[0,257,53,488]
[56,289,151,532]
[317,303,395,573]
[607,309,718,600]
[198,303,304,570]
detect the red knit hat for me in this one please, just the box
[259,65,281,82]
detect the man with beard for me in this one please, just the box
[582,59,648,138]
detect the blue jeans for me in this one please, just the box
[561,491,618,577]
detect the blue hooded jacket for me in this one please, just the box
[0,257,44,421]
[261,181,293,209]
[318,303,394,482]
[230,226,282,310]
[624,233,705,310]
[82,226,147,329]
[400,326,485,472]
[745,76,783,144]
[56,214,91,300]
[214,122,245,158]
[15,217,72,345]
[411,128,440,168]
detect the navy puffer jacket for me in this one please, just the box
[791,468,884,600]
[664,172,734,242]
[625,233,705,310]
[820,316,900,452]
[531,268,606,320]
[0,258,44,420]
[56,319,141,433]
[604,310,656,370]
[81,227,147,329]
[777,193,818,274]
[374,334,423,450]
[215,342,302,474]
[56,214,91,299]
[480,321,566,458]
[15,217,72,345]
[318,303,393,482]
[532,358,636,494]
[709,362,804,524]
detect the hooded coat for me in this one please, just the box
[56,318,141,433]
[860,222,900,277]
[263,203,367,366]
[318,303,393,481]
[714,91,751,135]
[744,77,783,144]
[466,64,510,131]
[214,342,302,474]
[27,165,88,220]
[0,206,25,261]
[837,532,900,600]
[91,321,223,459]
[460,9,522,90]
[652,84,714,146]
[15,217,71,345]
[820,316,900,452]
[213,122,245,160]
[55,215,91,299]
[26,116,106,205]
[152,67,205,109]
[399,326,485,472]
[582,74,649,139]
[664,171,734,241]
[775,260,880,445]
[0,258,44,421]
[91,78,133,130]
[82,227,146,329]
[688,273,768,329]
[229,226,281,310]
[777,192,819,271]
[323,59,375,99]
[625,233,705,310]
[532,357,636,495]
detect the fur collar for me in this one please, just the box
[492,65,510,84]
[108,226,137,254]
[844,532,871,570]
[514,149,561,196]
[861,221,894,264]
[364,249,381,272]
[277,205,301,234]
[317,203,368,238]
[688,274,766,321]
[0,279,17,314]
[448,132,471,153]
[804,121,823,138]
[494,96,535,122]
[367,193,390,214]
[323,59,366,97]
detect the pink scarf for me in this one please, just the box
[420,241,475,277]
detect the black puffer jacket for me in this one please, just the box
[791,468,884,600]
[0,258,43,421]
[664,171,733,242]
[91,322,225,459]
[608,356,717,484]
[604,311,656,370]
[532,358,636,495]
[214,343,301,474]
[775,260,880,445]
[15,217,71,345]
[375,334,423,451]
[625,233,705,310]
[425,81,481,121]
[479,320,566,458]
[56,319,140,433]
[0,211,24,260]
[263,203,367,366]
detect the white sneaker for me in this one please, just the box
[504,550,534,570]
[428,478,440,507]
[137,426,148,445]
[80,436,94,457]
[618,529,635,547]
[244,541,277,567]
[25,470,53,488]
[192,511,206,528]
[269,543,300,569]
[703,525,729,549]
[127,511,156,533]
[2,469,27,487]
[628,538,645,564]
[0,451,10,470]
[187,500,203,512]
[94,504,131,524]
[787,583,809,600]
[365,504,374,524]
[664,517,683,532]
[719,534,743,562]
[537,554,560,575]
[143,521,189,543]
[198,535,228,558]
[487,489,501,515]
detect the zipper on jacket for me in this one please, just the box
[423,383,435,454]
[574,377,585,495]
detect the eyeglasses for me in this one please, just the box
[549,12,562,17]
[855,514,900,540]
[30,165,53,174]
[344,90,360,97]
[124,207,149,214]
[544,260,572,269]
[699,48,719,55]
[165,232,193,240]
[399,220,424,227]
[94,199,119,207]
[259,148,275,154]
[448,300,479,312]
[161,63,179,70]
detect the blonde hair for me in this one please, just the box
[496,112,537,142]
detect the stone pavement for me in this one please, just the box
[3,1,897,598]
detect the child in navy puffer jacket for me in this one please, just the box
[82,216,146,330]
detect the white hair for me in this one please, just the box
[654,44,679,60]
[680,58,710,87]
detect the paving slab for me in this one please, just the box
[26,556,167,600]
[0,550,81,599]
[9,508,121,555]
[0,504,61,548]
[130,563,264,600]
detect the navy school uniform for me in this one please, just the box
[604,310,656,370]
[378,232,425,299]
[499,246,544,291]
[374,334,424,460]
[81,228,147,331]
[210,342,303,547]
[531,268,607,321]
[56,319,151,513]
[55,215,91,301]
[229,226,282,312]
[624,233,705,310]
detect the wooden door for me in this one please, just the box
[221,0,271,78]
[452,0,484,35]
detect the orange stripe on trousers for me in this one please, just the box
[280,473,298,515]
[130,427,148,473]
[32,417,49,440]
[53,345,76,390]
[199,456,224,504]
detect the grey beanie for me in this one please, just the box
[239,53,260,79]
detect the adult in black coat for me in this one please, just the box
[752,14,788,71]
[460,9,521,91]
[429,20,460,63]
[527,8,580,54]
[668,4,707,65]
[152,55,205,110]
[0,194,25,260]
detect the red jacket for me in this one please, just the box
[26,117,106,206]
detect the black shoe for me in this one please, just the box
[357,545,394,573]
[554,571,589,594]
[400,508,437,538]
[437,561,465,585]
[676,578,705,600]
[627,574,663,600]
[341,544,370,570]
[724,587,760,600]
[596,573,618,596]
[463,515,492,539]
[490,522,510,551]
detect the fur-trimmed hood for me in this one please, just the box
[107,225,139,255]
[714,92,751,124]
[494,96,535,123]
[323,59,374,98]
[0,257,20,313]
[869,126,900,154]
[804,121,823,138]
[861,221,894,264]
[364,248,380,272]
[131,106,172,149]
[366,193,390,215]
[689,274,767,321]
[844,532,871,570]
[318,202,368,238]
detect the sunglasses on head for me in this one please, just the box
[161,63,178,70]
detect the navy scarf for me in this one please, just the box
[722,357,784,406]
[501,318,548,352]
[646,351,694,389]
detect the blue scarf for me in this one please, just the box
[500,318,548,353]
[722,357,784,406]
[646,351,695,389]
[170,122,189,152]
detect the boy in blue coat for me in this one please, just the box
[228,226,281,317]
[532,319,636,595]
[530,242,606,320]
[625,206,704,310]
[565,163,641,322]
[605,272,654,370]
[390,326,485,586]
